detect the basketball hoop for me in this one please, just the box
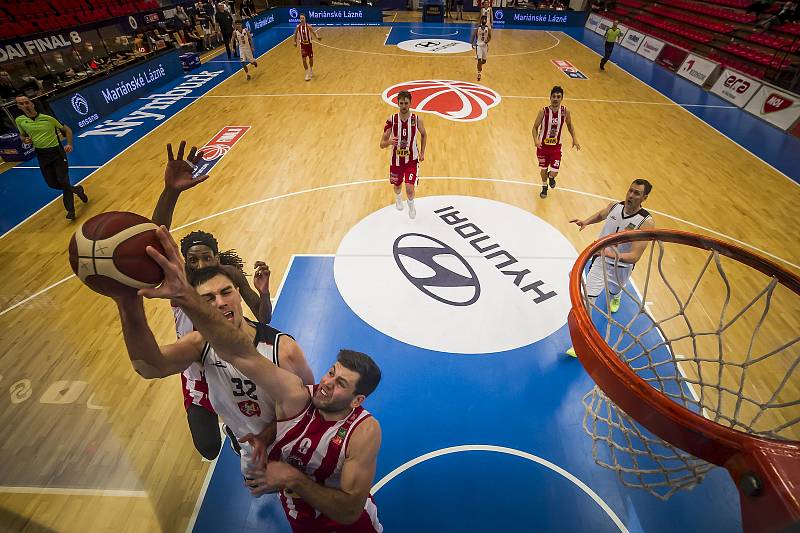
[568,229,800,532]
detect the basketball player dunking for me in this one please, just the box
[565,179,655,357]
[532,85,580,199]
[472,15,491,80]
[380,90,427,220]
[294,14,321,81]
[139,227,385,532]
[151,141,278,459]
[232,21,257,81]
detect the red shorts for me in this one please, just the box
[181,371,215,413]
[285,496,381,532]
[389,160,418,186]
[300,42,313,58]
[536,144,562,171]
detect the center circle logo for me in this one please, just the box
[289,8,299,18]
[397,38,473,55]
[383,80,501,122]
[70,93,89,116]
[334,196,578,354]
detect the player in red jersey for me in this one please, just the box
[380,90,427,220]
[294,14,321,81]
[138,227,384,533]
[532,85,580,199]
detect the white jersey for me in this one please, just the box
[233,28,252,52]
[202,319,292,439]
[481,6,492,24]
[598,202,652,266]
[476,25,490,46]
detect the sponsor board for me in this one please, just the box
[334,196,577,354]
[677,53,720,86]
[192,126,251,177]
[397,39,473,54]
[710,68,761,107]
[595,17,612,36]
[551,59,588,79]
[275,6,383,25]
[585,12,602,31]
[383,80,501,122]
[245,11,277,34]
[743,84,800,130]
[49,50,185,131]
[491,9,587,27]
[655,43,689,71]
[636,36,665,61]
[621,29,645,52]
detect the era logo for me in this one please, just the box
[724,75,750,94]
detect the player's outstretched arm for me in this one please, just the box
[417,116,427,162]
[570,201,616,230]
[262,418,381,524]
[114,293,204,378]
[566,109,580,150]
[139,227,308,411]
[253,261,273,323]
[151,141,209,228]
[532,109,544,147]
[278,336,315,386]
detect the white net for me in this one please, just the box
[579,236,800,499]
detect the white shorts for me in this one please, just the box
[585,256,632,301]
[476,44,488,61]
[240,47,255,63]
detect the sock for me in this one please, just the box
[407,198,414,208]
[395,193,402,201]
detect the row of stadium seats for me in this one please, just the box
[659,0,756,23]
[647,4,735,33]
[624,18,698,49]
[743,31,800,52]
[633,12,715,43]
[723,41,796,67]
[774,22,800,36]
[706,49,767,77]
[702,0,751,9]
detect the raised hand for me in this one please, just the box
[138,226,193,304]
[570,218,587,231]
[165,140,209,192]
[253,261,271,295]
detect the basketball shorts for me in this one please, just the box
[476,44,488,61]
[536,144,561,171]
[300,42,313,58]
[283,495,382,532]
[585,256,633,301]
[240,47,255,63]
[389,160,418,186]
[181,363,215,413]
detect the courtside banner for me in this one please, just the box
[617,23,631,40]
[595,17,611,35]
[621,29,645,52]
[193,126,250,177]
[244,11,277,35]
[636,35,665,61]
[677,53,720,86]
[710,68,761,107]
[743,84,800,130]
[585,12,602,31]
[275,6,383,25]
[655,43,688,71]
[491,9,588,27]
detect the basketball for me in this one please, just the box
[68,211,165,297]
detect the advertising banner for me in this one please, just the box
[655,43,689,71]
[491,8,588,27]
[621,29,645,52]
[710,68,761,107]
[743,84,800,130]
[677,53,720,86]
[637,35,665,61]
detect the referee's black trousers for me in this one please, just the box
[600,42,615,68]
[35,146,78,213]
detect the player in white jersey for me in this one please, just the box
[137,227,384,532]
[231,21,257,80]
[111,264,315,480]
[566,179,655,357]
[151,141,275,459]
[472,15,491,80]
[380,89,427,219]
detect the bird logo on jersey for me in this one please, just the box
[382,80,501,122]
[238,399,261,417]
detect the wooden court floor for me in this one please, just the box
[0,20,798,532]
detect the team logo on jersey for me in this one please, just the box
[298,438,313,454]
[334,196,576,354]
[193,126,250,177]
[382,80,501,122]
[331,427,349,446]
[238,399,261,417]
[393,233,481,306]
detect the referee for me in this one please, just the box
[600,20,623,71]
[15,95,88,220]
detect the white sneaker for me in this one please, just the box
[309,69,313,78]
[408,204,416,219]
[395,197,403,211]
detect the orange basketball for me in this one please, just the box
[68,211,165,297]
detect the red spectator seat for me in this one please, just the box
[634,12,714,43]
[707,50,767,77]
[744,31,800,52]
[774,22,800,36]
[661,0,757,23]
[648,5,735,33]
[723,42,796,68]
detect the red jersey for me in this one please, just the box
[296,22,313,44]
[268,386,381,529]
[537,105,567,148]
[384,112,419,166]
